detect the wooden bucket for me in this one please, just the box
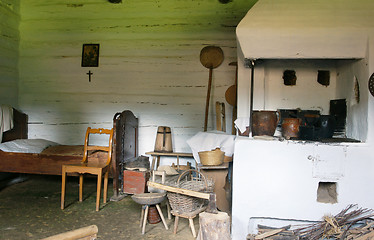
[154,126,173,153]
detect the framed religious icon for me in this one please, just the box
[81,44,100,67]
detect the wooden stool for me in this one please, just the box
[149,170,171,220]
[131,192,169,234]
[171,207,206,238]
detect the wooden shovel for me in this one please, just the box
[200,46,224,131]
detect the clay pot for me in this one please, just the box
[252,110,280,136]
[281,118,302,139]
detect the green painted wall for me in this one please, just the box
[18,0,256,155]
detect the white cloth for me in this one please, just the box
[234,117,249,134]
[186,131,235,163]
[0,105,14,143]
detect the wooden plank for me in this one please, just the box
[355,230,374,240]
[145,151,193,158]
[0,151,82,175]
[198,162,229,170]
[147,181,210,200]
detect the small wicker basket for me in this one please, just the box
[198,148,225,166]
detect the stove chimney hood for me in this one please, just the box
[236,0,374,60]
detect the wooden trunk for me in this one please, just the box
[123,170,149,194]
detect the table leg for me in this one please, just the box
[151,156,157,170]
[177,156,180,171]
[156,156,161,169]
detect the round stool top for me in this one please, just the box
[131,192,166,205]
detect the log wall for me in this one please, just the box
[17,0,256,155]
[0,0,20,106]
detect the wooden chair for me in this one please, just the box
[171,162,191,171]
[61,127,114,211]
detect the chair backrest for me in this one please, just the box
[148,170,166,193]
[82,127,114,166]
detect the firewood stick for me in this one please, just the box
[355,230,374,240]
[41,225,98,240]
[255,228,285,240]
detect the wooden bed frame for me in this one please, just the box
[0,108,138,199]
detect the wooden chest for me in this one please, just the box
[123,170,150,194]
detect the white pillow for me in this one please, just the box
[0,139,59,154]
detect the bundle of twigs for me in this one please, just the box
[294,204,374,240]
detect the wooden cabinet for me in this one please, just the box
[199,162,231,213]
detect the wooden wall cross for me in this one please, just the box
[86,71,93,82]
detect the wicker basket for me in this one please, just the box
[198,148,225,166]
[167,169,214,214]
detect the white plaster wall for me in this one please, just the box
[236,0,373,60]
[237,56,370,142]
[336,58,369,141]
[233,1,374,239]
[236,0,373,139]
[236,44,252,118]
[232,138,374,239]
[262,60,337,113]
[237,59,340,129]
[367,36,374,143]
[0,0,20,106]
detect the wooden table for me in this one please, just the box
[145,151,194,171]
[198,162,231,213]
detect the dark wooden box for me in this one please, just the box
[123,170,150,194]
